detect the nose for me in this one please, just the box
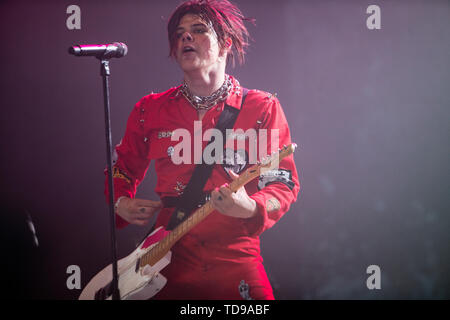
[181,32,193,42]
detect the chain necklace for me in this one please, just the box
[180,74,233,111]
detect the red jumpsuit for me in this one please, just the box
[105,76,300,299]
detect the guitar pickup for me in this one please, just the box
[135,257,141,273]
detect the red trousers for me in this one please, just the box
[153,236,275,300]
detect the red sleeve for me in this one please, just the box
[245,96,300,237]
[104,97,151,228]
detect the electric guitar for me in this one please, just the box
[79,143,296,300]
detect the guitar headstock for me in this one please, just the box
[259,143,297,173]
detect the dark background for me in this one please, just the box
[0,0,449,299]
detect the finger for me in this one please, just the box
[211,188,220,199]
[135,199,162,208]
[135,214,151,221]
[212,197,234,217]
[228,170,239,180]
[219,186,232,197]
[216,192,235,211]
[211,196,225,213]
[211,190,222,203]
[215,189,228,202]
[134,215,151,222]
[134,208,156,219]
[134,219,150,226]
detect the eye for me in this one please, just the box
[193,28,207,34]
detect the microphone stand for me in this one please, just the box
[99,58,121,300]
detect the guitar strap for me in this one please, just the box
[164,88,249,230]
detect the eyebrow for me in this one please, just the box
[176,23,208,32]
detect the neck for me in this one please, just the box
[183,68,226,97]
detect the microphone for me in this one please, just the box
[68,42,128,59]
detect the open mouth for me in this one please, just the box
[182,46,195,53]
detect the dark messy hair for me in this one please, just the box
[167,0,255,66]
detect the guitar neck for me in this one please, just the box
[139,165,261,268]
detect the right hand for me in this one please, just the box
[116,197,162,226]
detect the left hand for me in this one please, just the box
[210,171,258,219]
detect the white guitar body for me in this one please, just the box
[79,226,171,300]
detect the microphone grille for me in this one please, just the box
[113,42,128,57]
[68,45,81,56]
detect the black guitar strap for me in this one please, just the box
[165,88,249,230]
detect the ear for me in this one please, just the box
[225,38,233,54]
[225,38,232,50]
[220,37,233,56]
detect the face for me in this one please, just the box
[174,14,228,73]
